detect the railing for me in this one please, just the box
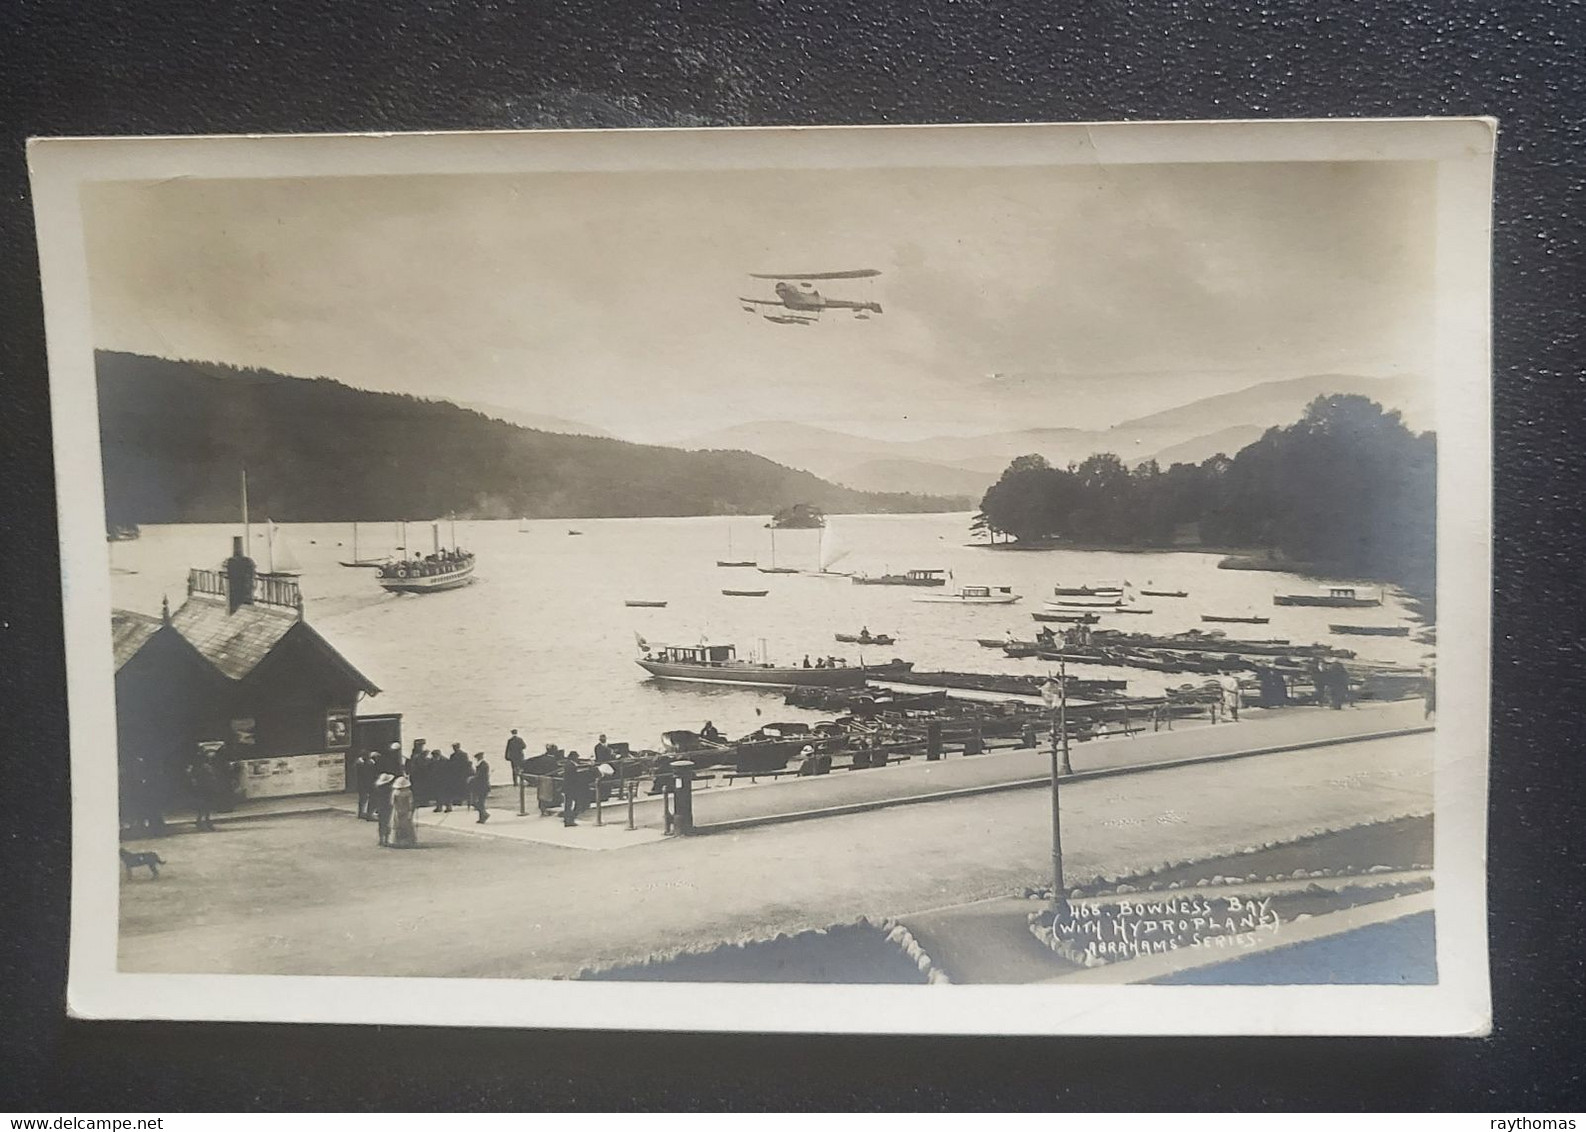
[187,568,302,610]
[188,567,227,599]
[256,575,302,608]
[516,772,673,832]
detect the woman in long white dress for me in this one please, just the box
[390,775,418,848]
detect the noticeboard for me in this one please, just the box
[237,752,348,798]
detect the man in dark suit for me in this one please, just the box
[355,751,378,820]
[469,752,491,823]
[504,729,527,785]
[561,753,585,827]
[445,744,470,812]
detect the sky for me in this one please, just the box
[82,159,1436,443]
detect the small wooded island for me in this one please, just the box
[767,503,827,529]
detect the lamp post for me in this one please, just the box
[1047,658,1074,910]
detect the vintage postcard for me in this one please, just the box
[30,119,1493,1034]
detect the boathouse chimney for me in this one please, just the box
[225,535,256,613]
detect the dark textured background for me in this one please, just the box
[2,0,1582,1112]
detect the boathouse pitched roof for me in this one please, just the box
[170,593,300,680]
[111,609,163,671]
[169,592,380,693]
[112,592,380,695]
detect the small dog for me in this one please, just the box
[119,847,165,879]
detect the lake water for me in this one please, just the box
[108,514,1431,756]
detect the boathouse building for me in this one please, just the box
[113,537,384,830]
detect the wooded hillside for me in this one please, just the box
[96,352,969,524]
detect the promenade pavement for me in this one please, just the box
[119,725,1433,980]
[175,701,1427,851]
[689,700,1428,829]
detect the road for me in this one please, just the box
[119,728,1433,981]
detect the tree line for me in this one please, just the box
[973,394,1436,593]
[96,352,969,524]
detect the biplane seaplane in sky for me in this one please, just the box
[739,269,883,325]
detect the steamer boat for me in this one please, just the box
[1273,585,1382,608]
[376,519,475,594]
[853,568,948,587]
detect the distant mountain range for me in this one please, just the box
[680,373,1426,496]
[95,352,970,525]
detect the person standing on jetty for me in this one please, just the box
[445,744,470,813]
[186,750,220,832]
[1216,673,1241,722]
[390,775,417,847]
[355,751,377,820]
[1255,665,1289,709]
[505,729,527,785]
[1327,661,1353,709]
[562,753,587,827]
[469,753,491,824]
[372,773,395,847]
[1308,659,1330,708]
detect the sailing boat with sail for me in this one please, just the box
[338,521,388,568]
[261,519,303,579]
[717,520,754,568]
[805,520,852,577]
[757,522,799,574]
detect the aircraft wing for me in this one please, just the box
[748,269,881,280]
[737,296,787,306]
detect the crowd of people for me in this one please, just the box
[351,728,646,844]
[506,731,625,828]
[1307,659,1356,710]
[353,739,492,848]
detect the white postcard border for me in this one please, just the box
[29,118,1494,1035]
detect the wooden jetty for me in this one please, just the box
[1090,630,1348,658]
[876,668,1128,698]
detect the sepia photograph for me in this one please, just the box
[31,119,1494,1033]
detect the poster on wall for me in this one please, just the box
[230,717,257,748]
[239,753,348,799]
[324,708,351,749]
